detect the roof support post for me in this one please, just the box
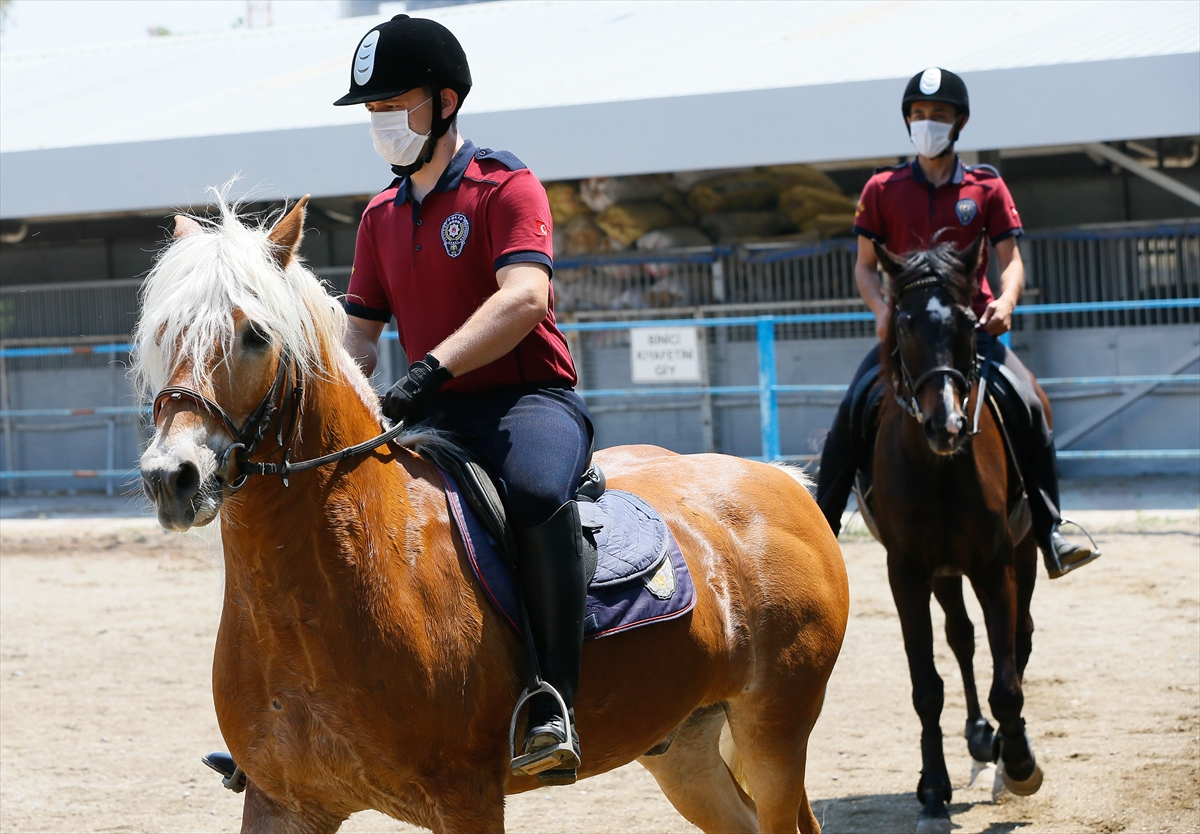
[1084,142,1200,207]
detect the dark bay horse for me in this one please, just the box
[135,196,849,833]
[866,237,1046,834]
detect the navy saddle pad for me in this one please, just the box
[439,470,695,640]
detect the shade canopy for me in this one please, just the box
[1,0,1197,219]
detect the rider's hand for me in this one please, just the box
[979,296,1015,335]
[381,354,453,424]
[874,307,890,342]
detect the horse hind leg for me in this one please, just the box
[932,576,995,773]
[637,704,759,833]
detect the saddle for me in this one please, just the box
[419,442,606,576]
[851,347,1033,544]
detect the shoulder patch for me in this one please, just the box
[473,147,528,172]
[966,164,1000,179]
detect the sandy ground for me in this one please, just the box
[1,487,1197,833]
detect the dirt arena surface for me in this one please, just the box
[1,492,1197,833]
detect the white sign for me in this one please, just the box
[630,327,701,383]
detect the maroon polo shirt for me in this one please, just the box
[346,140,576,394]
[852,158,1024,317]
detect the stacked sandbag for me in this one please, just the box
[545,182,590,226]
[579,176,664,212]
[545,162,855,258]
[687,171,781,213]
[778,184,858,236]
[594,202,679,248]
[636,226,712,251]
[699,211,793,244]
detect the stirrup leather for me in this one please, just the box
[509,681,579,776]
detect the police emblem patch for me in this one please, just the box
[955,198,978,225]
[441,213,469,258]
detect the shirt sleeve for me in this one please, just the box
[851,175,886,243]
[487,170,555,276]
[986,177,1024,245]
[344,210,392,323]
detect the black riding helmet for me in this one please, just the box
[902,67,969,145]
[334,14,472,175]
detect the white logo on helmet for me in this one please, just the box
[354,30,380,86]
[919,67,942,95]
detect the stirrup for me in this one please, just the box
[509,681,578,777]
[202,752,247,793]
[1046,517,1102,578]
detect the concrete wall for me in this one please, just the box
[2,325,1196,492]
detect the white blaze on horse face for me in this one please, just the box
[940,376,958,425]
[925,296,953,324]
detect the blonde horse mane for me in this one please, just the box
[132,189,348,401]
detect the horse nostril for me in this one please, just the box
[171,462,201,502]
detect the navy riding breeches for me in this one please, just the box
[425,385,594,531]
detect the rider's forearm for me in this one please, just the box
[993,239,1025,306]
[432,278,548,378]
[855,263,888,318]
[345,319,382,377]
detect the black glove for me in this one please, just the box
[381,354,453,424]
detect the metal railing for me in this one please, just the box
[1,299,1196,491]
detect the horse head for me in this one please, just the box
[876,234,985,456]
[134,193,359,530]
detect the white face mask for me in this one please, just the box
[369,98,432,166]
[909,119,954,158]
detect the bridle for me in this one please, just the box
[153,352,406,490]
[891,273,978,421]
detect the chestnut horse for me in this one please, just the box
[865,237,1045,834]
[135,196,849,834]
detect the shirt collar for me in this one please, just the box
[910,156,966,188]
[391,139,476,206]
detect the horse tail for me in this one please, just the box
[768,460,815,496]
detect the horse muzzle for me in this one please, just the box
[140,444,222,531]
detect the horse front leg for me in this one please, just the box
[932,576,994,768]
[972,562,1043,798]
[240,781,347,834]
[888,558,951,833]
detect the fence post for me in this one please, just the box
[756,316,780,461]
[695,310,715,453]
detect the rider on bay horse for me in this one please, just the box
[337,15,592,782]
[815,67,1100,579]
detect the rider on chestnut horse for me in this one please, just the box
[816,67,1100,579]
[337,15,591,783]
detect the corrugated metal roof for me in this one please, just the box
[1,0,1197,218]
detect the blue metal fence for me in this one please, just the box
[1,299,1196,487]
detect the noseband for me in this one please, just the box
[152,353,408,491]
[891,274,978,420]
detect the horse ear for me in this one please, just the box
[173,215,202,239]
[872,241,904,277]
[268,195,310,268]
[962,233,987,283]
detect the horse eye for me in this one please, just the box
[243,323,270,348]
[897,313,912,333]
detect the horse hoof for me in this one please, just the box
[1000,760,1043,797]
[915,802,952,834]
[965,717,996,763]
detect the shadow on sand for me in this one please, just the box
[810,793,1026,834]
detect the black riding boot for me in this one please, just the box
[1026,436,1101,579]
[816,346,882,535]
[514,500,587,783]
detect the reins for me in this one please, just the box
[890,272,978,420]
[152,353,403,490]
